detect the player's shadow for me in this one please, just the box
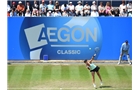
[99,86,112,88]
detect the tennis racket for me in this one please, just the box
[93,47,100,58]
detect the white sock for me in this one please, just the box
[93,83,96,88]
[100,81,103,85]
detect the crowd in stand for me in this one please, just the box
[7,0,132,17]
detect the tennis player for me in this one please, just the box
[84,54,103,88]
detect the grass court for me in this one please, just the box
[8,63,132,90]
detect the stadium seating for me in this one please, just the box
[7,0,132,17]
[7,0,132,7]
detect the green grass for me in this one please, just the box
[8,64,132,90]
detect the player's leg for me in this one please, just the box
[91,72,96,88]
[96,68,103,86]
[96,71,102,83]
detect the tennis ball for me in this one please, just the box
[89,48,91,50]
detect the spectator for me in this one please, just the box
[91,1,97,12]
[62,10,68,17]
[11,2,17,11]
[127,1,132,17]
[25,9,31,17]
[68,10,76,17]
[32,0,39,10]
[91,7,99,17]
[68,2,75,12]
[32,1,39,16]
[47,11,54,17]
[61,4,69,13]
[54,1,61,12]
[120,9,127,17]
[98,2,105,16]
[16,1,25,16]
[10,8,17,17]
[119,1,126,16]
[41,10,47,17]
[7,4,11,16]
[83,2,90,16]
[39,0,47,16]
[32,9,38,17]
[112,8,120,17]
[53,9,61,17]
[105,2,112,16]
[24,1,32,16]
[75,1,83,16]
[47,0,54,12]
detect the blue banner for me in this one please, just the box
[8,17,132,60]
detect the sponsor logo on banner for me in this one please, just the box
[19,17,102,60]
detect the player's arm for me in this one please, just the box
[86,65,90,70]
[89,57,93,63]
[89,54,96,63]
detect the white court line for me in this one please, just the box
[51,45,89,47]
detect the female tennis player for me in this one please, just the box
[84,54,103,88]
